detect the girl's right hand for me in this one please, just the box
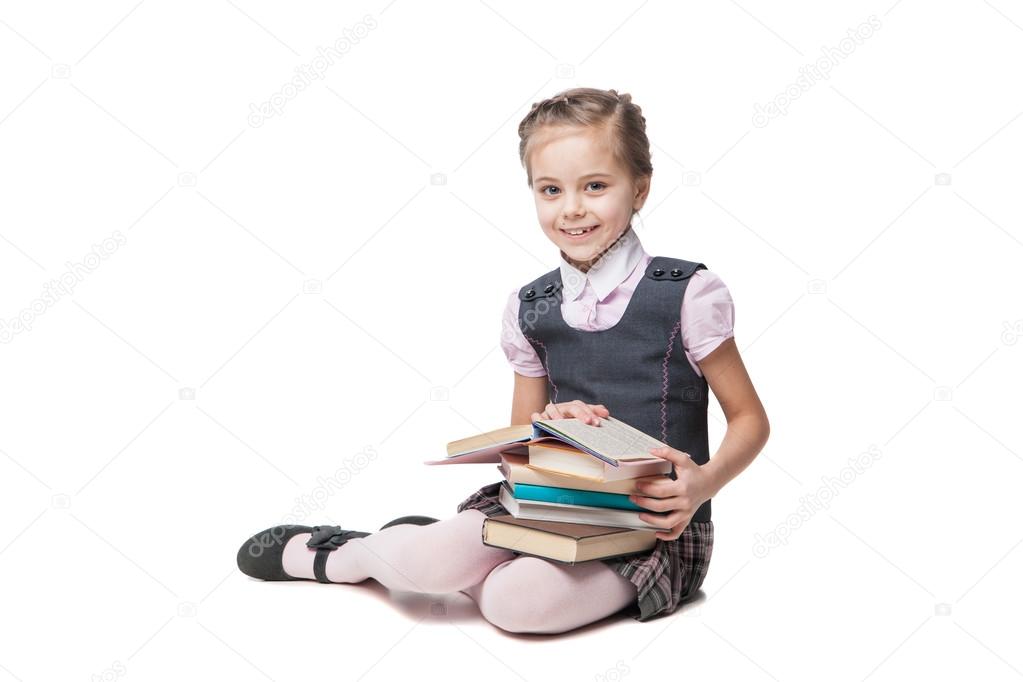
[531,400,610,426]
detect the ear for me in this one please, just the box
[633,175,652,211]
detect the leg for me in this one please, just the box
[281,509,516,594]
[465,555,638,634]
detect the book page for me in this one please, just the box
[445,424,532,457]
[536,416,667,462]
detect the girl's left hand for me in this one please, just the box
[628,445,714,541]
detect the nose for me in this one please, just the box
[562,191,586,220]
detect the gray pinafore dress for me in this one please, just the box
[456,256,716,622]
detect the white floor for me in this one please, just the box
[2,1,1022,678]
[6,475,1018,682]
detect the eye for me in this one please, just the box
[540,185,560,196]
[587,182,607,191]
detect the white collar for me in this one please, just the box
[559,225,646,303]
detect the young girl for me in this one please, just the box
[236,87,770,634]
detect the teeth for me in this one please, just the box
[564,225,596,235]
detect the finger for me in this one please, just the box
[647,445,694,467]
[585,405,605,425]
[629,495,682,513]
[578,402,604,425]
[547,403,565,419]
[562,403,597,425]
[640,509,686,528]
[634,480,675,498]
[637,511,674,529]
[563,401,592,424]
[564,400,589,421]
[670,522,689,540]
[661,511,686,528]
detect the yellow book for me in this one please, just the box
[498,449,670,494]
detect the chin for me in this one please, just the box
[561,243,603,264]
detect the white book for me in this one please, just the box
[498,481,669,532]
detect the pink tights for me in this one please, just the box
[281,509,637,634]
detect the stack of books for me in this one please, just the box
[425,416,676,564]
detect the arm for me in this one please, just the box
[698,336,770,497]
[510,372,549,426]
[510,372,611,426]
[629,336,770,539]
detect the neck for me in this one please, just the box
[562,223,632,274]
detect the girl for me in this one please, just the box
[236,87,770,635]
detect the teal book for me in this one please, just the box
[511,482,645,512]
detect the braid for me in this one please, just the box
[518,87,651,186]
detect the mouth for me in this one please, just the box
[559,224,600,239]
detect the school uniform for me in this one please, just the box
[456,225,734,622]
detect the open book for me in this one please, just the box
[425,416,671,472]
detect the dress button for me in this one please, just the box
[671,268,683,277]
[544,283,554,293]
[525,289,535,298]
[653,268,664,276]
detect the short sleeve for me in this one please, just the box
[681,269,735,362]
[500,289,547,377]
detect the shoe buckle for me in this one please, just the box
[306,525,346,549]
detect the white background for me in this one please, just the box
[1,1,1021,680]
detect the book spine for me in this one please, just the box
[479,541,653,565]
[512,483,645,511]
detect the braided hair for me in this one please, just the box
[517,87,652,188]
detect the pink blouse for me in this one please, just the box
[501,229,735,378]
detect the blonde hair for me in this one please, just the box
[517,87,653,188]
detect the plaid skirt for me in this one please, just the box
[456,481,714,622]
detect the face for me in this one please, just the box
[527,124,650,272]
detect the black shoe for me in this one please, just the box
[379,515,440,530]
[236,524,371,583]
[304,525,372,583]
[236,524,312,581]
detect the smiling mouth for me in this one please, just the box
[560,224,599,236]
